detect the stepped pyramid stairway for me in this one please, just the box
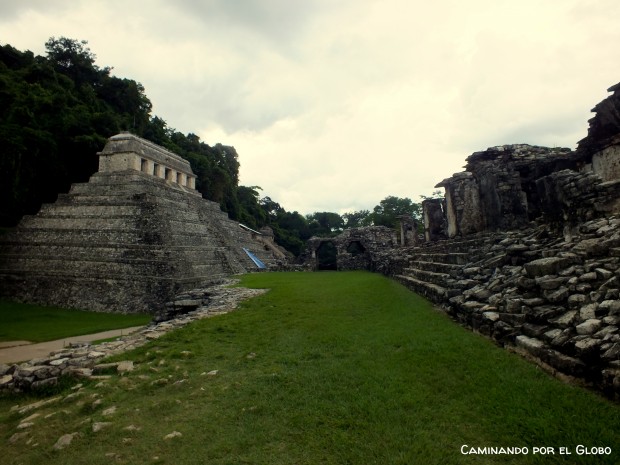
[393,234,502,303]
[0,134,281,314]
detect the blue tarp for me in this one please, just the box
[243,248,267,269]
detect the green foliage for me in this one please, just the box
[0,300,150,343]
[306,211,344,236]
[1,272,617,464]
[342,209,372,228]
[369,195,421,228]
[0,39,149,225]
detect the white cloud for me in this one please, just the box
[2,0,620,214]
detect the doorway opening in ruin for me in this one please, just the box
[346,240,366,256]
[317,241,337,270]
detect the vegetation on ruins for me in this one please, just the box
[0,38,427,255]
[0,300,150,343]
[1,272,617,464]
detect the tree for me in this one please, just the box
[236,186,266,229]
[45,37,109,87]
[420,189,443,200]
[306,212,344,236]
[343,210,372,228]
[369,196,420,228]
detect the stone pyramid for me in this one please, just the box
[0,133,286,313]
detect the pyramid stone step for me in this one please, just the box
[402,267,453,287]
[394,275,449,302]
[413,260,462,274]
[414,252,470,265]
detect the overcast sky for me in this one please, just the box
[2,0,620,215]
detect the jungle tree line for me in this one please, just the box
[0,38,436,256]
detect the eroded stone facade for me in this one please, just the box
[301,226,396,271]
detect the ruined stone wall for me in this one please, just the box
[424,83,620,239]
[435,145,576,237]
[364,219,619,399]
[437,172,483,237]
[301,226,396,271]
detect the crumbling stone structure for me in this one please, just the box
[434,145,576,237]
[301,226,396,271]
[0,133,285,314]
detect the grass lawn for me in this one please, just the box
[0,300,151,342]
[0,271,618,464]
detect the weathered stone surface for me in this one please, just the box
[576,319,603,335]
[0,374,13,386]
[92,422,112,433]
[117,361,134,375]
[535,276,566,290]
[516,335,545,355]
[525,258,571,278]
[544,287,569,303]
[567,294,587,308]
[53,432,79,450]
[580,303,599,321]
[600,299,620,315]
[164,431,183,440]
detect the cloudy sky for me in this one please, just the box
[2,0,620,215]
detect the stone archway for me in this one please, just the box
[346,240,366,256]
[316,241,338,270]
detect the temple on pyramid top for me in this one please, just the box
[98,132,197,191]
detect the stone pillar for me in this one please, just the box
[144,160,154,175]
[436,172,483,237]
[397,215,418,246]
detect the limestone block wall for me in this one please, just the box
[592,144,620,182]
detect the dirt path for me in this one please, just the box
[0,326,145,364]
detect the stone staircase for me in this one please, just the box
[393,234,500,303]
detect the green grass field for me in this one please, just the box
[0,300,151,342]
[0,271,618,464]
